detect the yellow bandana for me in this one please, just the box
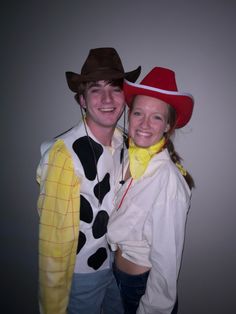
[128,137,166,179]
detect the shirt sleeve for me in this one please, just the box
[37,139,80,314]
[137,198,189,314]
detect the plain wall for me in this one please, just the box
[2,1,236,313]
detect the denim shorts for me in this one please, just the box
[113,263,150,314]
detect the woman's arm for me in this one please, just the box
[137,198,189,314]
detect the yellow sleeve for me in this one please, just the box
[37,139,80,314]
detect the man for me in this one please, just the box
[36,47,141,314]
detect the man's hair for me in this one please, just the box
[74,78,124,104]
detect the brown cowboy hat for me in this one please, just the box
[66,47,141,92]
[124,67,194,128]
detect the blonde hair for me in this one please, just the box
[165,105,195,189]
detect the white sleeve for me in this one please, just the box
[137,198,189,314]
[36,140,55,184]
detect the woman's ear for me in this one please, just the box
[165,123,170,133]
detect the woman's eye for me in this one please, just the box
[154,115,163,120]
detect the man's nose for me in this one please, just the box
[102,90,112,102]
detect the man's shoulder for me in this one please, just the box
[40,139,55,156]
[38,123,81,156]
[55,122,84,141]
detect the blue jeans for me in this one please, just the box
[113,263,149,314]
[68,268,124,314]
[113,263,178,314]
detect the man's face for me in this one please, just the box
[80,80,125,132]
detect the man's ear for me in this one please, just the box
[79,95,86,109]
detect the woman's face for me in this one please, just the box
[129,95,170,148]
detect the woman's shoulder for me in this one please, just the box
[150,150,191,200]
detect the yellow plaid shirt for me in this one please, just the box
[37,139,80,314]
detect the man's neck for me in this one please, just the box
[94,128,115,146]
[86,122,115,146]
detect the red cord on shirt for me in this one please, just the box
[117,178,133,210]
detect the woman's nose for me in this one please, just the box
[140,116,150,128]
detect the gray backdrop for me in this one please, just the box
[2,1,236,313]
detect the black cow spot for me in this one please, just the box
[80,195,93,223]
[77,231,86,254]
[73,136,103,181]
[92,210,109,239]
[94,173,110,204]
[87,247,107,270]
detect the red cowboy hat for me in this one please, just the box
[124,67,194,128]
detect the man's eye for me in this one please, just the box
[90,88,99,93]
[133,111,141,116]
[113,87,122,92]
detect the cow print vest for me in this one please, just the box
[57,122,124,273]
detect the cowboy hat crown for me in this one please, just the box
[66,47,141,92]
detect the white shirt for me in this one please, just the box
[107,149,191,314]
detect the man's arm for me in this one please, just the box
[37,140,80,314]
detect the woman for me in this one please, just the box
[107,67,194,314]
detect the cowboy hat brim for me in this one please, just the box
[124,79,194,128]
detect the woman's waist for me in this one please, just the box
[115,247,151,275]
